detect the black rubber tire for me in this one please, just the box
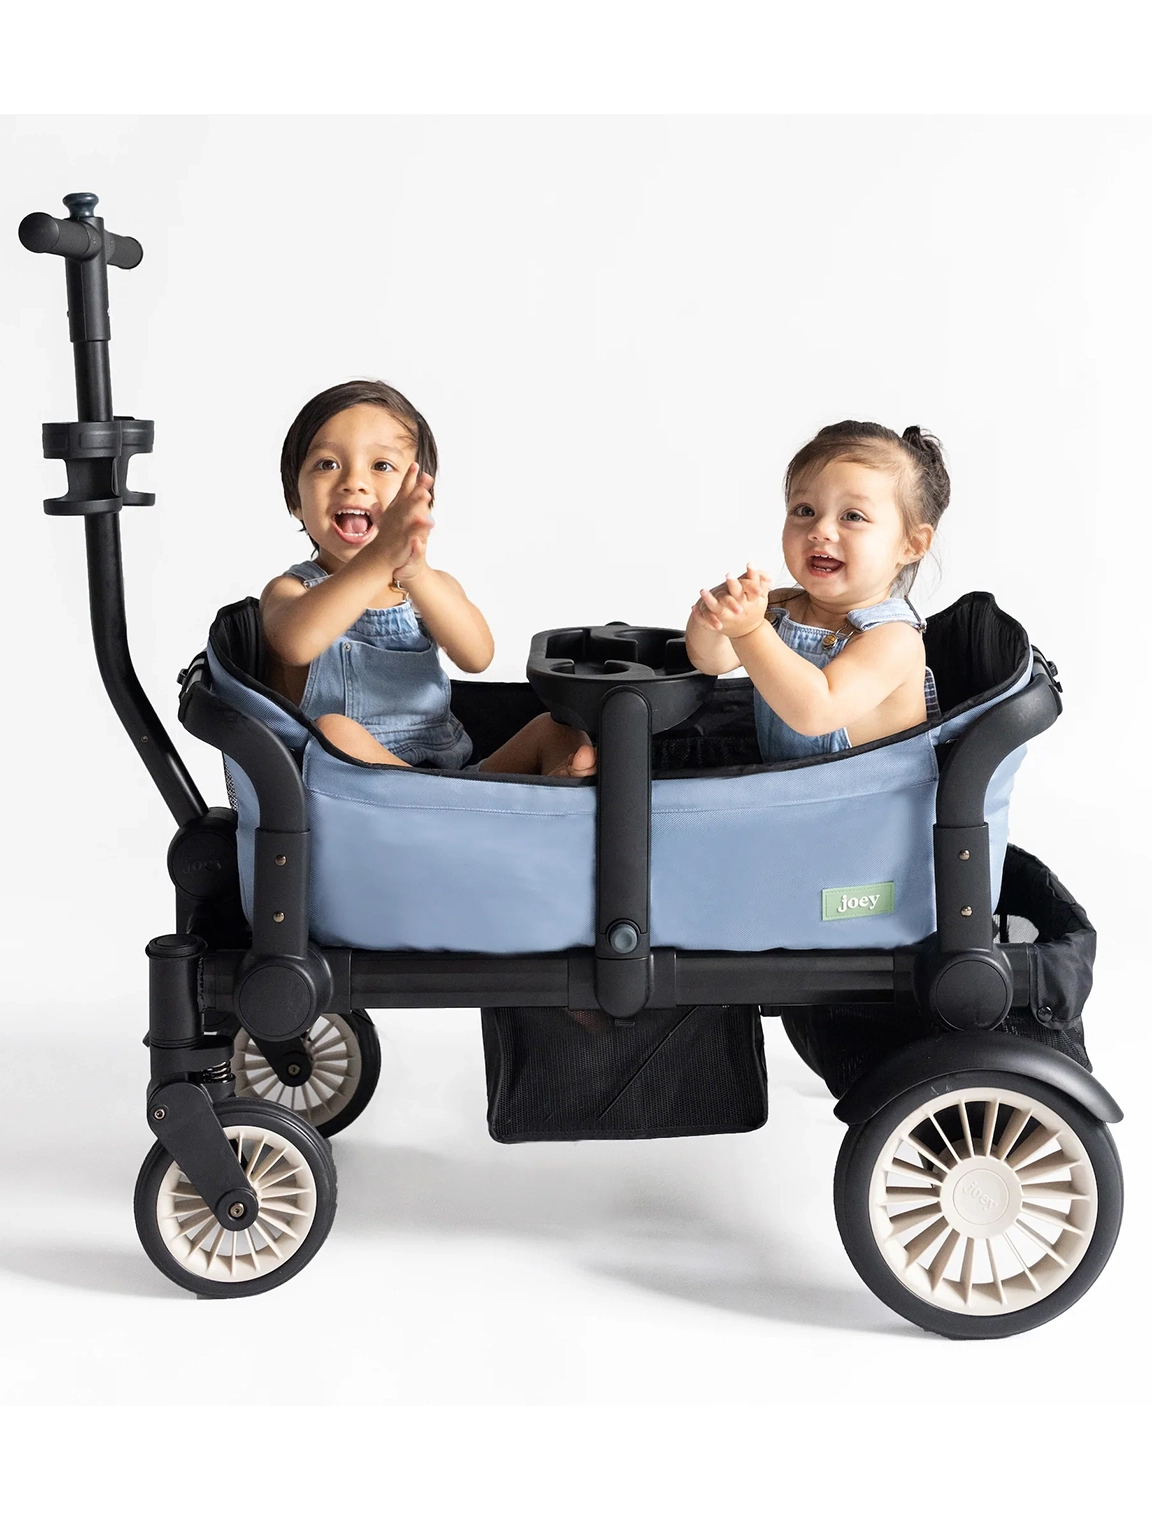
[230,1010,381,1138]
[134,1098,338,1299]
[834,1070,1123,1339]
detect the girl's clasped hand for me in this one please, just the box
[694,566,772,638]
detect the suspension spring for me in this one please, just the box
[197,1059,234,1085]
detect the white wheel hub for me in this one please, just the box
[155,1123,317,1283]
[868,1085,1099,1315]
[232,1014,361,1126]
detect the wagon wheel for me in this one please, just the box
[134,1099,338,1298]
[230,1010,381,1137]
[834,1071,1122,1339]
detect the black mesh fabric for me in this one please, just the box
[443,679,547,764]
[780,844,1094,1098]
[481,1004,768,1142]
[922,590,1030,715]
[779,1005,942,1101]
[995,844,1096,1031]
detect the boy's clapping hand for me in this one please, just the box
[372,462,435,582]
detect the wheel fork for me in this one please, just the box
[146,934,257,1230]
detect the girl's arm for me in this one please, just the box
[685,610,742,675]
[696,570,923,734]
[732,618,923,735]
[402,565,494,673]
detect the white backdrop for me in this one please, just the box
[1,117,1149,1414]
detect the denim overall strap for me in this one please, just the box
[753,594,939,762]
[285,559,329,589]
[280,562,472,769]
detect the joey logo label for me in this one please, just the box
[822,882,895,920]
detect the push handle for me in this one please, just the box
[18,193,143,269]
[20,191,205,828]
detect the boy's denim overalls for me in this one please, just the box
[286,559,472,769]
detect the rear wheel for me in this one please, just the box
[834,1071,1123,1338]
[230,1010,380,1136]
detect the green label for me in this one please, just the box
[822,881,895,921]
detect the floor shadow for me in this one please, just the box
[591,1259,910,1335]
[333,1140,907,1335]
[0,1245,179,1300]
[336,1141,652,1240]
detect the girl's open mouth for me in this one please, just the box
[807,554,844,576]
[333,510,375,544]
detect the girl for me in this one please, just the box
[261,380,596,777]
[687,421,948,758]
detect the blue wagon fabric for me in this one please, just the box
[207,592,1031,955]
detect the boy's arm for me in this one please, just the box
[261,549,416,667]
[402,566,494,673]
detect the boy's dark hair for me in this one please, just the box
[280,379,439,515]
[784,421,950,595]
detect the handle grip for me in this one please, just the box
[18,210,143,269]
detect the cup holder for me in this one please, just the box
[527,623,715,735]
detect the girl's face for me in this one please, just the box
[782,457,930,610]
[295,403,418,571]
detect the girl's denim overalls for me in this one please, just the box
[753,595,941,762]
[287,560,472,770]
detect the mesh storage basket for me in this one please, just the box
[481,1003,768,1143]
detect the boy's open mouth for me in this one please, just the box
[807,554,844,576]
[333,509,375,543]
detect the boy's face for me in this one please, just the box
[295,404,418,571]
[782,457,929,608]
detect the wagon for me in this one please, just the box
[21,193,1122,1337]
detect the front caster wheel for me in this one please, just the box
[231,1010,380,1136]
[834,1071,1123,1339]
[134,1099,338,1298]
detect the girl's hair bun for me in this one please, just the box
[901,424,943,462]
